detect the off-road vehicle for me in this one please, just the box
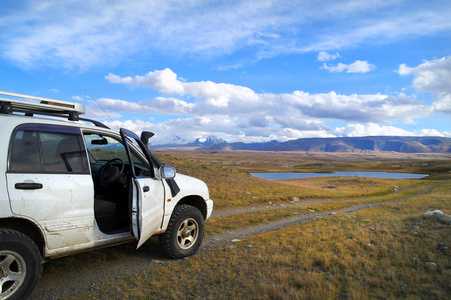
[0,91,213,299]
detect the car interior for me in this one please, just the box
[84,133,153,234]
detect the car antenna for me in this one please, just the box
[84,89,120,131]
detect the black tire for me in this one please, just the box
[0,229,42,300]
[159,205,205,259]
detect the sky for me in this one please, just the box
[1,0,450,144]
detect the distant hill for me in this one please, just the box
[200,136,451,153]
[202,140,279,151]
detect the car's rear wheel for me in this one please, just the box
[159,205,205,259]
[0,229,41,300]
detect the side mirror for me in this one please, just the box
[159,166,176,179]
[141,131,155,147]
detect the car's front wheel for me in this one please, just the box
[159,205,205,259]
[0,229,42,300]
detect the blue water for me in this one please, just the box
[250,171,428,180]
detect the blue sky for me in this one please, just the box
[1,0,450,144]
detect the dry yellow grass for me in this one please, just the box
[205,184,431,235]
[34,151,451,299]
[276,176,408,197]
[155,151,440,208]
[73,181,450,299]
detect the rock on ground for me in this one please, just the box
[422,210,451,224]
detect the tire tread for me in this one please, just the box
[159,205,204,259]
[0,229,42,300]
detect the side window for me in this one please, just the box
[84,134,129,162]
[84,133,154,177]
[41,132,86,173]
[8,124,89,174]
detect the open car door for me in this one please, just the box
[120,128,166,248]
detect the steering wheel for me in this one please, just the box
[98,158,125,184]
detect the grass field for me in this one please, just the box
[97,181,449,299]
[156,150,451,209]
[35,151,451,299]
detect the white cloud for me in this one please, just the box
[322,60,376,73]
[97,96,196,115]
[412,128,445,137]
[335,123,412,137]
[399,56,451,94]
[2,1,451,68]
[317,51,340,62]
[106,69,429,123]
[72,96,84,101]
[334,123,445,137]
[106,68,260,110]
[102,119,155,135]
[1,0,296,68]
[305,4,451,54]
[399,56,451,114]
[106,69,185,95]
[82,104,122,121]
[101,68,439,141]
[279,91,428,123]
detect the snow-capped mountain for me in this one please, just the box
[148,134,189,146]
[186,136,227,147]
[149,135,226,148]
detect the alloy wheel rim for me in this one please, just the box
[176,218,199,250]
[0,250,26,298]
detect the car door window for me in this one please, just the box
[84,133,153,177]
[8,125,88,174]
[41,132,86,173]
[84,134,129,162]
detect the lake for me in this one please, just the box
[250,171,428,180]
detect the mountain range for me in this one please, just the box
[152,136,451,153]
[150,135,227,148]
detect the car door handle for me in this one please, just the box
[143,186,150,192]
[15,182,43,190]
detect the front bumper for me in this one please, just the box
[205,199,214,219]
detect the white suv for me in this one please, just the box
[0,91,213,299]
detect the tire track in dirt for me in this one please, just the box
[210,187,416,218]
[202,188,432,249]
[30,188,431,299]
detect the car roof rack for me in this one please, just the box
[0,90,86,121]
[79,117,110,129]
